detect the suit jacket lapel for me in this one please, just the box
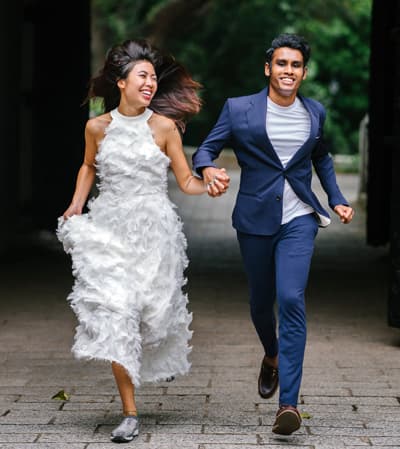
[245,89,321,168]
[246,87,282,167]
[286,95,320,168]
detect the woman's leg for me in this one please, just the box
[111,362,137,416]
[110,362,139,442]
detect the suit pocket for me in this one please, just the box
[233,191,266,219]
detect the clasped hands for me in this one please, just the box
[203,167,230,197]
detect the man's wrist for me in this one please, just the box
[196,164,217,177]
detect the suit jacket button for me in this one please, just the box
[276,195,281,201]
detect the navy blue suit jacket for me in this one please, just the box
[192,87,349,236]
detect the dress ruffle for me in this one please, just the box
[57,108,192,386]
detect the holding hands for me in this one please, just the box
[334,205,354,224]
[202,167,230,197]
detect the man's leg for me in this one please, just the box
[275,214,318,407]
[237,231,278,358]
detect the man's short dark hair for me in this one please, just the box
[265,34,311,66]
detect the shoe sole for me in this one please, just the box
[272,410,301,435]
[110,429,139,443]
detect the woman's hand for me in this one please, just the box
[202,167,230,197]
[62,203,83,220]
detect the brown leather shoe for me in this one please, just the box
[272,405,301,435]
[258,355,279,399]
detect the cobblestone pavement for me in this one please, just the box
[0,166,399,449]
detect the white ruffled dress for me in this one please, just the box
[57,108,192,386]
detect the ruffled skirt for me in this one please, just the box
[57,193,192,386]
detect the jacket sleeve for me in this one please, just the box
[311,106,349,209]
[192,100,232,177]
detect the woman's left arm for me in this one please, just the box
[165,122,209,195]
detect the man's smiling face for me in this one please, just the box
[265,47,308,104]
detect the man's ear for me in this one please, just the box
[302,66,308,80]
[264,63,271,77]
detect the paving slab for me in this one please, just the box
[0,445,86,449]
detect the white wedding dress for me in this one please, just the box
[57,108,192,386]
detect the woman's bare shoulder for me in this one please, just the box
[149,112,177,133]
[86,113,112,136]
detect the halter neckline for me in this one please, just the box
[111,107,153,122]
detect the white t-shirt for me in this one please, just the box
[266,97,315,224]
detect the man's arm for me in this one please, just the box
[312,140,348,208]
[192,100,232,197]
[311,121,354,224]
[312,138,354,224]
[311,104,347,206]
[311,104,354,223]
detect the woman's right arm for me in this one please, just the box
[62,119,101,219]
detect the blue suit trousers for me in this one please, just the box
[237,213,318,407]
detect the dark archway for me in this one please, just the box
[368,0,400,326]
[0,0,90,251]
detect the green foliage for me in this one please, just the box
[92,0,372,153]
[290,0,372,154]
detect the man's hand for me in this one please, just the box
[334,205,354,224]
[202,167,230,197]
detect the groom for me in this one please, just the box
[193,34,354,435]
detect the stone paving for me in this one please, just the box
[0,164,399,449]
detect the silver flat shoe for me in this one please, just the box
[110,415,139,443]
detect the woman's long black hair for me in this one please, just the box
[87,39,202,132]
